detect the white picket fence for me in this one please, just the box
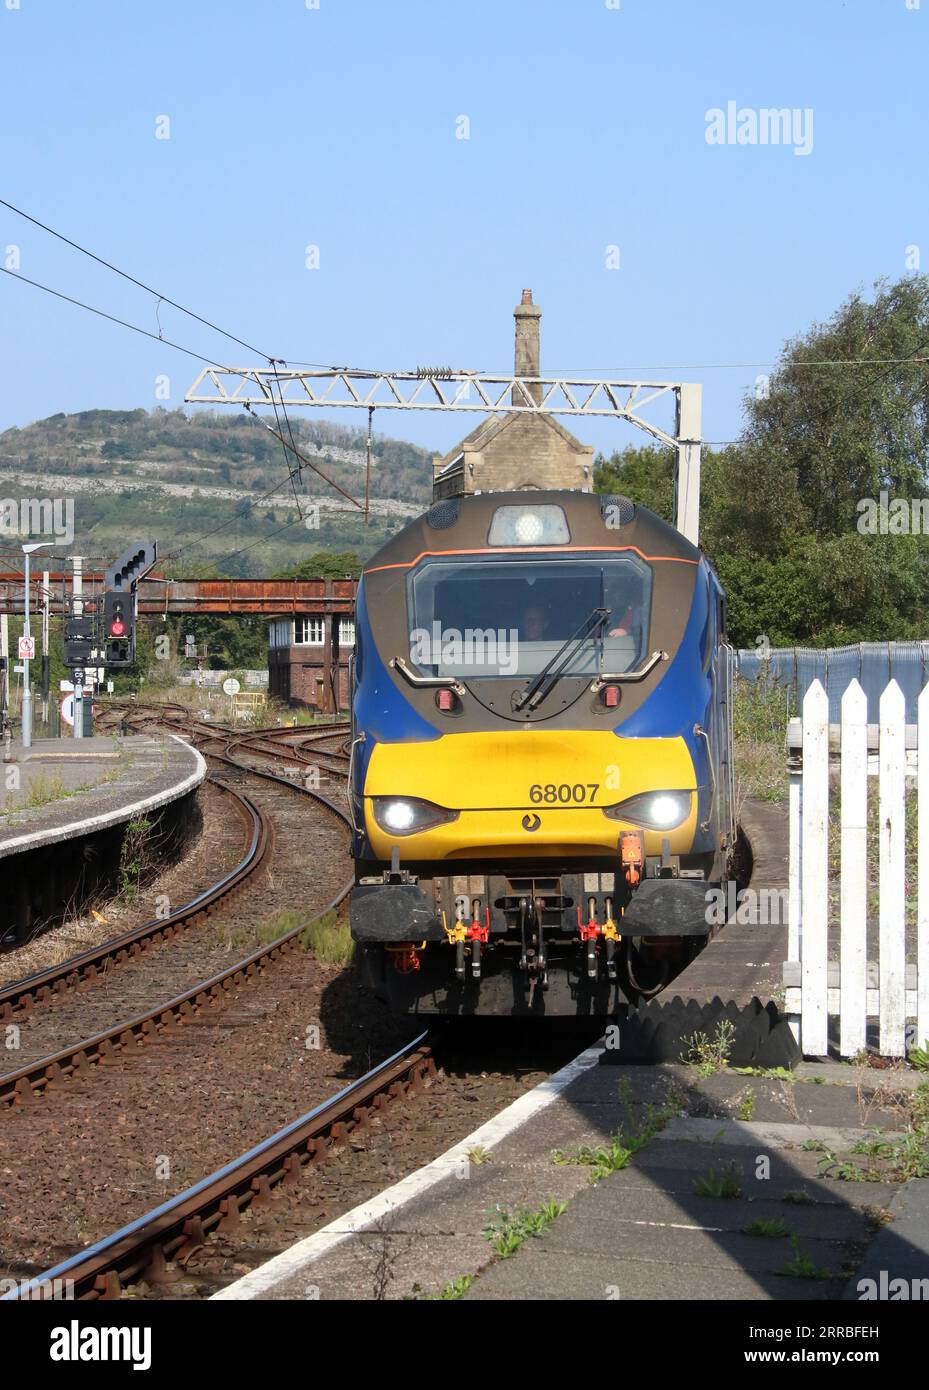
[784,678,929,1057]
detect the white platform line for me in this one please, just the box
[212,1042,605,1301]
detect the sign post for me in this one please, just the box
[222,676,241,723]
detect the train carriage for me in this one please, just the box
[349,489,735,1015]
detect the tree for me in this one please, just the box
[272,551,362,580]
[736,276,929,549]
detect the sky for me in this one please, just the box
[0,0,927,461]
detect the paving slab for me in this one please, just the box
[465,1247,846,1302]
[843,1179,929,1300]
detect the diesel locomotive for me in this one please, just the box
[348,489,735,1016]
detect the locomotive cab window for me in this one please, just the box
[407,554,652,679]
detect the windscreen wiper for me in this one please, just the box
[513,607,609,713]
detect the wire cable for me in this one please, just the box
[0,266,233,370]
[0,196,275,363]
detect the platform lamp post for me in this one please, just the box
[21,541,52,749]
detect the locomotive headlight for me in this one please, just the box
[603,790,692,829]
[371,796,459,836]
[515,512,544,544]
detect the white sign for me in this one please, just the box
[61,694,96,728]
[17,635,35,660]
[222,678,241,696]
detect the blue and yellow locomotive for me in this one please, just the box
[349,489,735,1016]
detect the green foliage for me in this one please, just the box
[483,1199,566,1258]
[781,1188,815,1206]
[552,1137,636,1179]
[593,445,675,521]
[425,1275,475,1300]
[594,276,929,649]
[118,816,153,901]
[737,1088,757,1121]
[693,1164,742,1198]
[682,1019,736,1076]
[731,1065,797,1081]
[273,551,362,580]
[775,1235,836,1281]
[298,909,354,965]
[742,1218,789,1238]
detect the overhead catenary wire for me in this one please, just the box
[0,196,277,364]
[0,266,236,371]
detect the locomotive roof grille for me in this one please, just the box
[425,499,461,529]
[599,494,636,527]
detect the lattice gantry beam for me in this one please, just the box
[186,368,689,449]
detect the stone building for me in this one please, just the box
[432,290,595,499]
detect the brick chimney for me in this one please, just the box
[513,288,542,406]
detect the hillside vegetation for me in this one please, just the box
[0,408,433,576]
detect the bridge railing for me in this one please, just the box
[784,678,928,1058]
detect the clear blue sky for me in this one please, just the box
[1,0,926,459]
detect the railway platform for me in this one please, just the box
[215,799,929,1303]
[0,734,206,941]
[214,1043,929,1303]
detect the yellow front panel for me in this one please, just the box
[363,730,697,860]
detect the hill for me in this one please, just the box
[0,408,435,576]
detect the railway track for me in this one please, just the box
[0,714,354,1105]
[0,779,262,1027]
[3,1034,436,1301]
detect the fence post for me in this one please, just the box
[801,680,829,1056]
[879,680,907,1056]
[839,680,868,1058]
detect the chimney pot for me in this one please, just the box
[513,288,542,405]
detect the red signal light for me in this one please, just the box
[110,619,125,637]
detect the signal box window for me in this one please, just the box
[296,618,325,647]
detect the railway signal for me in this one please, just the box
[63,613,94,667]
[100,541,158,670]
[103,591,133,666]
